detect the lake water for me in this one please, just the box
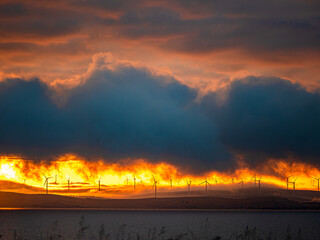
[0,210,319,239]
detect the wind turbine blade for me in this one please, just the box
[199,181,205,185]
[42,173,47,178]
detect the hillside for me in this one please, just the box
[0,191,320,210]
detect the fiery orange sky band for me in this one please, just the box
[0,155,319,198]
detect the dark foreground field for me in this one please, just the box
[0,192,319,239]
[0,209,318,240]
[0,191,320,210]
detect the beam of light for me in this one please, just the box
[0,154,319,198]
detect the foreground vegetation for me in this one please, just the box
[0,216,307,240]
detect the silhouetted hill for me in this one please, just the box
[0,192,319,209]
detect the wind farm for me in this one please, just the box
[0,0,319,238]
[0,155,320,202]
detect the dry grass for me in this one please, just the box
[0,216,306,240]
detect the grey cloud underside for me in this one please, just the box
[0,67,230,169]
[202,77,320,166]
[0,0,319,54]
[0,65,320,168]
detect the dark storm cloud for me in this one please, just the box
[202,77,320,165]
[0,65,231,169]
[162,17,320,53]
[0,2,27,18]
[1,62,320,168]
[1,0,319,52]
[0,1,90,44]
[0,78,70,155]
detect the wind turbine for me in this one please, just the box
[239,179,244,194]
[286,176,291,190]
[199,178,211,195]
[290,178,298,195]
[186,180,192,198]
[67,177,71,191]
[43,173,53,195]
[251,175,257,187]
[313,177,320,192]
[124,176,129,185]
[152,176,158,199]
[170,178,173,188]
[176,180,181,191]
[98,177,102,191]
[132,175,137,190]
[214,177,218,185]
[55,175,57,184]
[257,177,262,194]
[252,176,262,194]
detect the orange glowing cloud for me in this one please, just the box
[0,0,318,92]
[0,154,320,198]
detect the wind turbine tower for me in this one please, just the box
[258,177,262,194]
[199,178,211,195]
[133,176,136,190]
[290,178,298,195]
[251,175,257,187]
[152,176,158,199]
[286,176,291,190]
[187,180,192,198]
[314,177,320,192]
[98,177,101,191]
[239,179,244,194]
[43,173,53,195]
[67,177,71,191]
[252,176,262,194]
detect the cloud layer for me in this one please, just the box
[0,0,319,90]
[0,57,231,169]
[0,55,319,170]
[203,77,320,165]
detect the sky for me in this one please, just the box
[0,0,319,171]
